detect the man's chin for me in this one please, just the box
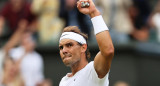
[64,62,72,67]
[63,60,74,67]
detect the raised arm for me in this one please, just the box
[77,0,114,78]
[3,20,28,53]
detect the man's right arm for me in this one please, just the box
[77,0,114,78]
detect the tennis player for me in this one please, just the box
[59,0,114,86]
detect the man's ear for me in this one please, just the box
[81,44,87,53]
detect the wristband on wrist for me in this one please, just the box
[91,15,109,35]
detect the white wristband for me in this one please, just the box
[91,15,109,35]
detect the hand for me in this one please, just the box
[77,0,100,18]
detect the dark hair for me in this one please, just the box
[62,26,91,60]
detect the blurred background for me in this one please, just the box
[0,0,160,86]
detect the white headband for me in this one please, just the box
[59,32,86,44]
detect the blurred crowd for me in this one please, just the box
[0,0,160,45]
[0,0,160,86]
[95,0,160,43]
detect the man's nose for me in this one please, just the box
[62,47,68,54]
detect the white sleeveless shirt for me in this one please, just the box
[59,61,109,86]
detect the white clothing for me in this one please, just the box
[9,46,44,86]
[59,61,109,86]
[0,49,5,73]
[0,49,5,85]
[152,13,160,42]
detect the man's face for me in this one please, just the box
[59,39,82,67]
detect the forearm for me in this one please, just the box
[3,21,27,52]
[91,11,114,58]
[77,0,114,57]
[96,31,114,57]
[92,12,114,78]
[3,31,22,52]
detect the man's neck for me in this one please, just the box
[69,60,88,77]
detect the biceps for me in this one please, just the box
[94,52,112,78]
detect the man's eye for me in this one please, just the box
[67,43,72,47]
[59,46,63,50]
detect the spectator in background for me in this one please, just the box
[150,0,160,42]
[59,0,92,39]
[1,57,24,86]
[113,81,130,86]
[37,79,52,86]
[129,0,151,41]
[0,28,25,85]
[9,31,44,86]
[31,0,64,44]
[0,21,25,80]
[95,0,133,43]
[0,0,37,42]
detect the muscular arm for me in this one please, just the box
[94,31,114,78]
[77,0,114,78]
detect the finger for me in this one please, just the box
[77,0,87,8]
[79,0,89,4]
[78,0,90,8]
[77,1,81,8]
[80,0,89,4]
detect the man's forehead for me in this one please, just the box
[59,39,77,45]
